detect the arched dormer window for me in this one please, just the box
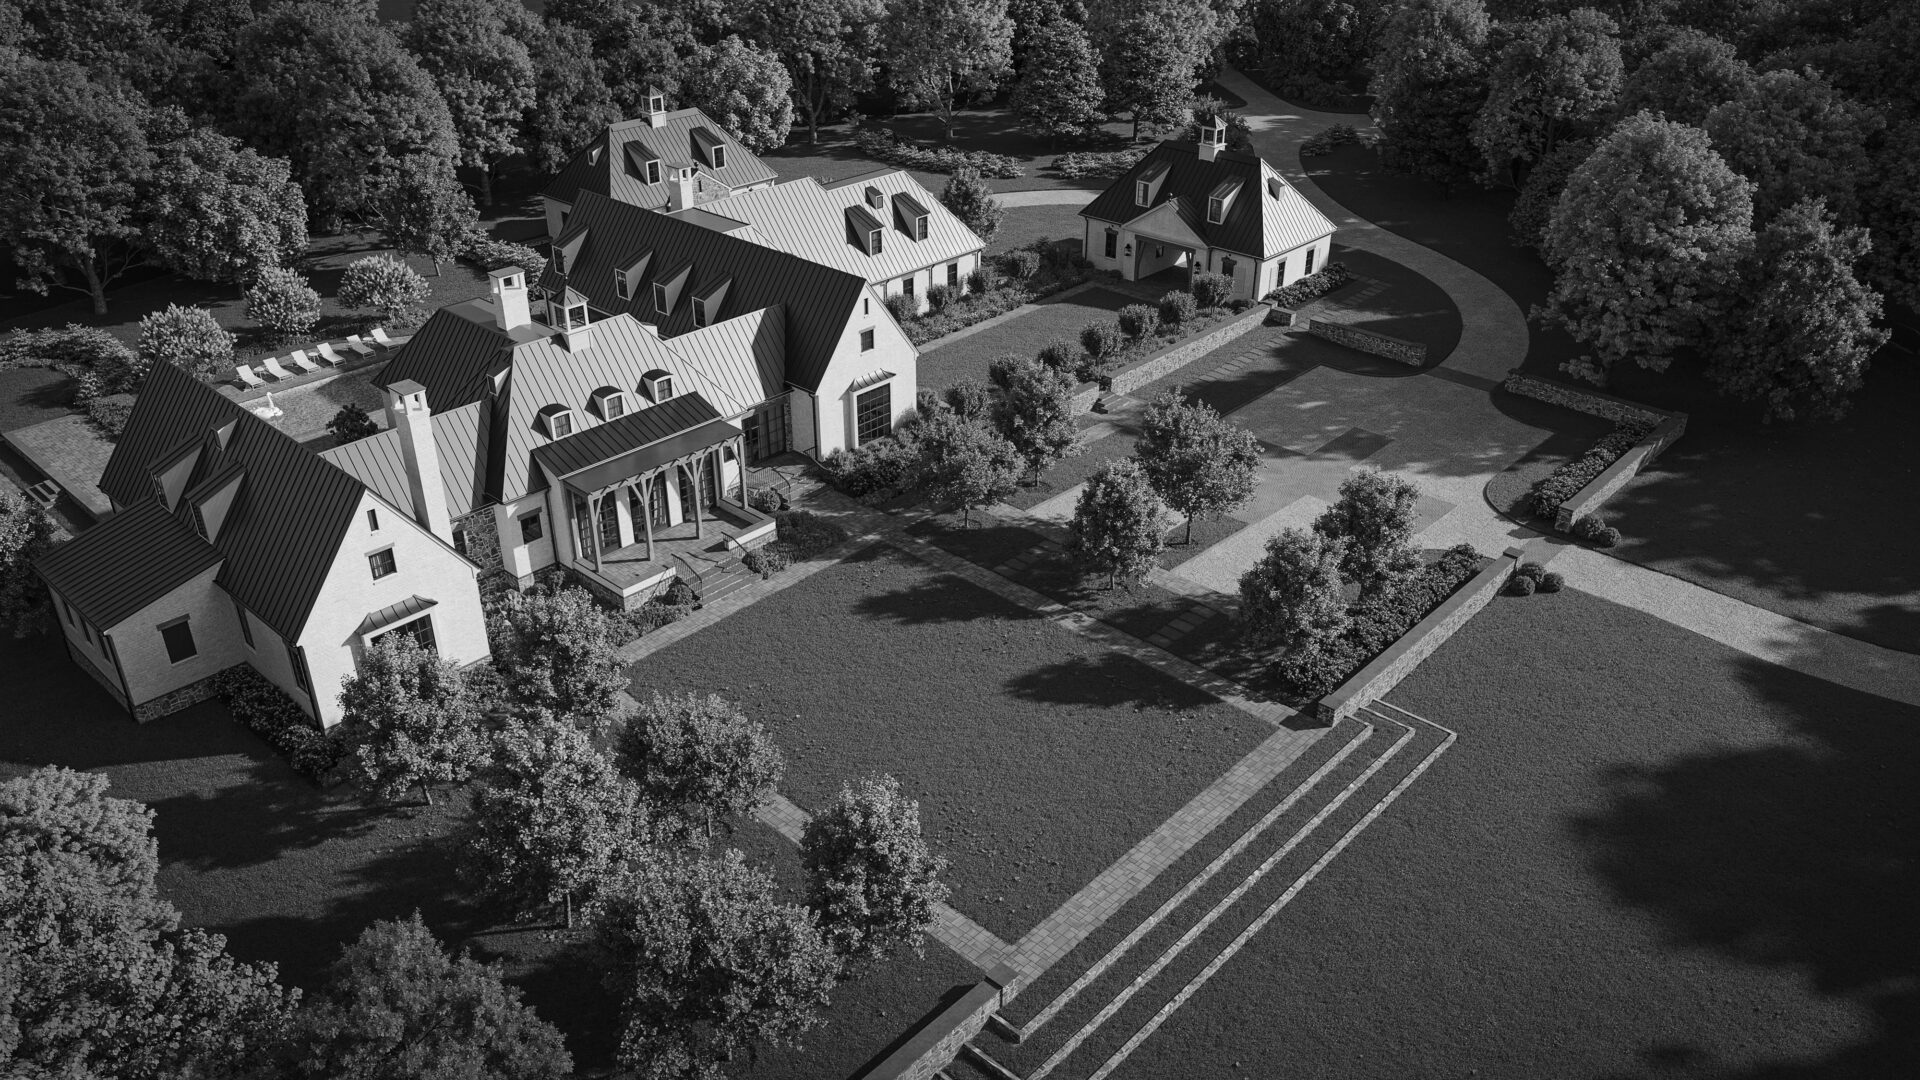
[592,387,628,420]
[641,370,675,403]
[538,403,576,439]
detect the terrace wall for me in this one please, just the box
[857,963,1019,1080]
[1071,301,1274,413]
[1502,371,1689,532]
[1304,319,1427,365]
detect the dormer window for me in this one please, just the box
[616,268,631,299]
[540,405,575,439]
[646,160,661,184]
[694,296,710,326]
[1208,196,1224,224]
[593,387,627,420]
[870,228,884,254]
[711,145,725,169]
[914,216,928,240]
[1136,180,1150,206]
[653,282,669,315]
[641,370,674,403]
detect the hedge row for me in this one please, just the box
[1277,545,1484,699]
[852,129,1025,179]
[1525,420,1654,516]
[211,665,344,780]
[1051,148,1149,180]
[1265,261,1354,308]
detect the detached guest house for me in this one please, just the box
[1080,118,1338,301]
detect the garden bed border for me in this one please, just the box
[1069,300,1276,414]
[1304,318,1427,365]
[1315,543,1534,723]
[854,962,1019,1080]
[1502,371,1689,532]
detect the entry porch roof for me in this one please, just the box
[531,392,741,495]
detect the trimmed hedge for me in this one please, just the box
[822,435,919,498]
[1158,290,1198,326]
[1276,545,1484,699]
[1265,262,1354,308]
[774,510,849,556]
[211,665,344,780]
[1052,148,1148,180]
[1526,421,1654,517]
[852,129,1024,178]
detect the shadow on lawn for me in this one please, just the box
[1572,653,1920,1076]
[1004,651,1216,712]
[851,557,1045,626]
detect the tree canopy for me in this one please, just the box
[405,0,539,207]
[1133,390,1262,544]
[1237,526,1349,649]
[801,773,951,964]
[1614,27,1753,126]
[678,35,794,153]
[989,354,1082,478]
[336,635,489,807]
[144,126,307,286]
[1470,8,1622,185]
[1313,466,1422,600]
[912,411,1023,524]
[0,487,58,637]
[489,585,630,723]
[1069,458,1170,588]
[1009,11,1105,145]
[614,692,785,840]
[1091,0,1217,141]
[882,0,1015,141]
[1367,0,1492,189]
[1703,68,1883,226]
[741,0,882,144]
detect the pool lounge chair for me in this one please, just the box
[235,365,267,389]
[343,335,376,357]
[287,349,321,374]
[370,327,411,348]
[261,355,297,380]
[317,342,350,365]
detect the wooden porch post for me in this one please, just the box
[588,492,603,574]
[732,435,748,507]
[641,472,655,562]
[690,454,705,539]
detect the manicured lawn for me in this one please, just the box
[1002,428,1138,511]
[1101,587,1920,1077]
[987,203,1092,258]
[915,286,1134,393]
[1310,143,1920,652]
[631,543,1274,942]
[762,110,1136,196]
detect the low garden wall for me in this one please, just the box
[1552,414,1686,532]
[1070,301,1276,413]
[1316,544,1530,723]
[858,963,1019,1080]
[1502,370,1689,533]
[1304,319,1427,366]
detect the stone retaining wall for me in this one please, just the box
[132,672,224,722]
[1316,544,1530,723]
[858,964,1018,1080]
[1067,302,1275,415]
[1305,319,1427,365]
[1553,414,1687,531]
[1502,370,1668,427]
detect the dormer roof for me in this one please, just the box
[544,109,778,212]
[1082,140,1336,260]
[691,171,985,286]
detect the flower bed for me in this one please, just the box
[852,128,1025,179]
[903,258,1093,347]
[1524,420,1654,518]
[1264,262,1355,308]
[1278,545,1486,701]
[1051,148,1150,180]
[211,665,345,781]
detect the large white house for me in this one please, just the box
[1080,119,1338,301]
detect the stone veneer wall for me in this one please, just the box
[1316,544,1532,723]
[131,670,225,722]
[1068,302,1275,414]
[1305,319,1427,365]
[1502,370,1669,426]
[1502,370,1689,532]
[859,964,1019,1080]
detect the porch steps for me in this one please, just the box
[692,556,760,607]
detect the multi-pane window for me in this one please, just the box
[654,282,670,315]
[869,229,884,254]
[452,526,469,555]
[1207,196,1225,224]
[1105,230,1118,258]
[160,617,196,664]
[520,512,544,543]
[645,160,660,184]
[368,548,397,580]
[855,383,892,445]
[947,262,959,287]
[373,614,437,654]
[712,146,726,169]
[860,328,875,352]
[550,411,573,439]
[616,269,631,299]
[1304,247,1316,275]
[1221,256,1237,279]
[1136,181,1150,205]
[902,276,914,297]
[288,642,311,694]
[916,217,929,240]
[604,393,626,419]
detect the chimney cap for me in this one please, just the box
[389,378,427,397]
[489,265,526,283]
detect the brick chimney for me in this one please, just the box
[489,265,530,330]
[1198,115,1226,163]
[384,380,451,542]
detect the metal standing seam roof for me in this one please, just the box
[34,499,223,631]
[376,301,523,413]
[356,595,438,637]
[1081,140,1337,260]
[530,393,721,480]
[319,400,491,521]
[703,172,987,285]
[538,190,871,394]
[90,361,368,642]
[542,110,779,212]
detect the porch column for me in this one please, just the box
[732,435,748,508]
[641,472,655,562]
[588,493,603,574]
[690,453,705,539]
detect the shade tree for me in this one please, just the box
[989,354,1082,479]
[144,127,308,288]
[912,410,1023,525]
[523,24,622,175]
[335,635,489,808]
[1237,526,1349,649]
[1702,68,1883,227]
[405,0,540,207]
[678,35,794,154]
[366,156,480,276]
[1069,458,1170,588]
[741,0,884,144]
[801,773,951,964]
[1312,466,1422,600]
[1133,390,1262,545]
[1090,0,1217,141]
[1009,11,1106,146]
[881,0,1015,142]
[1613,27,1753,126]
[1470,8,1623,186]
[941,167,1005,241]
[338,255,433,328]
[1366,0,1492,189]
[487,585,630,722]
[0,487,58,638]
[613,692,785,840]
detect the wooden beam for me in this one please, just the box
[642,474,655,562]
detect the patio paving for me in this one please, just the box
[2,414,116,519]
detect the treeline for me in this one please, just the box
[0,0,1256,316]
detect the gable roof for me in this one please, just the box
[698,171,985,285]
[1082,140,1336,260]
[92,362,368,641]
[530,393,721,481]
[539,190,872,394]
[35,499,223,631]
[543,109,778,212]
[320,401,491,521]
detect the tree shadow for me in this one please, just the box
[1570,650,1920,1076]
[1004,651,1215,710]
[850,557,1045,627]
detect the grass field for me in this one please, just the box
[1102,587,1919,1078]
[915,286,1134,393]
[630,542,1273,942]
[1309,143,1920,653]
[987,203,1091,258]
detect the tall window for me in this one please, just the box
[860,328,875,352]
[159,617,196,664]
[916,216,929,240]
[645,160,660,184]
[855,383,891,445]
[712,146,726,169]
[1105,229,1118,258]
[1221,256,1237,279]
[1136,181,1150,205]
[654,282,670,315]
[869,229,884,254]
[288,642,311,695]
[367,508,379,531]
[1207,196,1225,224]
[1304,247,1316,275]
[902,276,914,297]
[616,269,631,299]
[947,262,959,287]
[368,548,397,580]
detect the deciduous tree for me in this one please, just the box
[940,167,1005,241]
[588,849,840,1079]
[524,24,621,175]
[1241,0,1391,96]
[801,773,951,964]
[1367,0,1491,189]
[989,355,1081,478]
[677,36,794,153]
[488,586,629,722]
[1009,12,1105,146]
[1313,466,1422,600]
[0,488,58,638]
[367,156,479,275]
[1861,115,1920,311]
[1614,27,1752,126]
[614,692,785,840]
[1237,527,1349,648]
[406,0,540,207]
[1708,199,1888,423]
[742,0,883,144]
[336,635,488,808]
[1133,390,1261,545]
[338,254,432,329]
[1538,112,1753,385]
[1069,458,1169,588]
[145,127,308,288]
[1470,8,1622,186]
[1703,68,1883,226]
[912,410,1023,525]
[290,913,572,1080]
[135,303,233,386]
[1507,137,1592,248]
[1090,0,1216,141]
[882,0,1015,142]
[0,54,154,314]
[459,716,651,928]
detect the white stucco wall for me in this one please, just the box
[101,565,249,710]
[296,491,490,727]
[808,295,918,458]
[493,492,557,582]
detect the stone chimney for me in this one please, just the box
[669,169,696,211]
[1198,115,1226,163]
[489,265,530,330]
[384,380,451,542]
[646,85,668,129]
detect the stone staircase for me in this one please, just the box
[684,549,761,607]
[972,700,1455,1080]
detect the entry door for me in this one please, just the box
[597,495,620,550]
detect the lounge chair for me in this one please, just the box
[342,335,376,357]
[287,350,321,374]
[235,365,267,389]
[371,327,411,348]
[261,355,297,380]
[317,342,349,365]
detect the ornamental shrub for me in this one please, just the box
[1265,262,1354,308]
[327,403,379,445]
[1597,526,1622,547]
[1000,250,1042,279]
[1517,561,1546,581]
[1117,303,1159,339]
[774,510,849,556]
[0,323,135,372]
[212,665,343,780]
[1052,148,1149,179]
[1508,573,1537,595]
[1080,319,1125,360]
[462,236,548,282]
[244,266,321,340]
[925,283,958,312]
[1538,571,1565,592]
[822,439,917,498]
[742,544,791,578]
[746,486,784,513]
[966,266,995,294]
[883,292,918,324]
[86,394,136,438]
[943,381,993,420]
[1037,337,1077,371]
[136,304,233,384]
[1573,514,1609,540]
[1190,272,1234,309]
[1276,544,1485,700]
[1158,290,1198,326]
[1529,422,1654,517]
[337,255,431,327]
